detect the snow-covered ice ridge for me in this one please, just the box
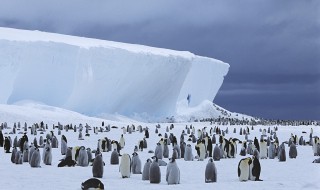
[0,27,229,118]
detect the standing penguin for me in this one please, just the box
[4,137,11,153]
[77,146,89,167]
[0,130,3,147]
[173,144,181,159]
[238,157,252,181]
[120,153,131,178]
[184,144,194,161]
[289,143,298,159]
[119,134,125,149]
[112,140,121,155]
[163,140,169,158]
[149,156,161,184]
[154,143,163,160]
[213,144,221,161]
[142,159,152,180]
[30,148,41,168]
[131,152,142,174]
[110,149,119,165]
[268,142,276,159]
[205,158,217,183]
[23,147,29,162]
[11,147,17,163]
[166,157,180,185]
[251,156,262,181]
[43,146,52,165]
[92,154,104,178]
[254,137,260,152]
[278,143,286,162]
[196,140,206,161]
[14,150,22,164]
[259,139,268,159]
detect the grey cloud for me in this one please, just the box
[0,0,319,119]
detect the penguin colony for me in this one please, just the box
[0,119,319,189]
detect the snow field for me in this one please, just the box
[0,117,319,190]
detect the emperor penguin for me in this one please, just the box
[4,137,11,153]
[166,157,180,185]
[278,143,286,162]
[28,145,36,164]
[81,178,104,190]
[268,141,276,159]
[289,143,297,158]
[77,146,89,167]
[213,144,221,161]
[154,143,163,160]
[173,144,181,159]
[11,147,17,163]
[0,130,3,147]
[87,148,93,163]
[143,138,148,148]
[119,134,125,149]
[14,150,22,164]
[92,154,104,178]
[142,159,152,180]
[23,147,29,162]
[145,128,149,138]
[250,156,262,181]
[180,142,186,159]
[112,140,121,155]
[131,152,142,174]
[205,158,217,183]
[120,153,131,178]
[110,149,119,165]
[313,137,320,156]
[196,140,206,161]
[259,139,268,159]
[184,144,194,161]
[61,136,67,155]
[51,136,58,148]
[43,146,52,165]
[149,156,161,183]
[72,146,80,161]
[238,157,252,181]
[30,148,41,168]
[163,139,169,158]
[254,137,260,152]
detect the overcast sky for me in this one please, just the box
[0,0,319,120]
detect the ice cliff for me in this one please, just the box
[0,27,229,118]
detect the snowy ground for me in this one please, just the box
[0,104,319,190]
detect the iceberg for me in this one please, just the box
[0,27,229,118]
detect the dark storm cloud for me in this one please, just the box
[0,0,319,119]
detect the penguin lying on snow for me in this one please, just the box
[81,178,104,190]
[312,158,320,163]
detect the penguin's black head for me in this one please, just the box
[151,156,158,162]
[208,158,213,162]
[132,152,138,156]
[171,157,176,163]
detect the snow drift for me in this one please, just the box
[0,27,229,118]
